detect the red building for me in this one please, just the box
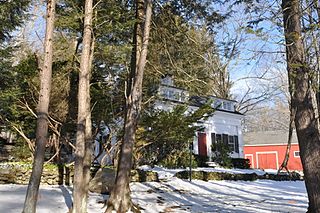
[243,131,303,171]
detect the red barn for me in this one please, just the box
[243,131,303,171]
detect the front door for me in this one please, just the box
[198,132,207,156]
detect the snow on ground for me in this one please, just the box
[131,178,308,213]
[0,167,308,213]
[139,165,268,180]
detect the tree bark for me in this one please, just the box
[278,71,296,174]
[277,103,296,173]
[282,0,320,211]
[105,0,152,212]
[22,0,56,213]
[72,0,94,212]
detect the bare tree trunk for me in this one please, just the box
[105,0,152,212]
[72,0,94,212]
[22,1,56,212]
[278,69,296,174]
[282,0,320,211]
[277,103,296,173]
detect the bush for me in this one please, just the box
[175,170,206,180]
[211,141,232,168]
[11,140,32,161]
[193,154,209,167]
[231,158,250,169]
[159,150,198,169]
[135,103,215,168]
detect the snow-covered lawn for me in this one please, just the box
[0,178,308,213]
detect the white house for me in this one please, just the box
[92,76,244,166]
[155,76,244,160]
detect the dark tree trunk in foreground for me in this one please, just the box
[105,0,152,212]
[282,0,320,211]
[72,0,94,212]
[22,0,56,212]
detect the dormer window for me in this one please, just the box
[158,85,189,103]
[214,100,222,108]
[224,101,232,111]
[210,97,235,112]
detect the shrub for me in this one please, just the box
[159,150,198,169]
[194,154,209,167]
[211,140,232,168]
[11,140,32,161]
[231,158,250,169]
[136,103,215,168]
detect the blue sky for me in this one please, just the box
[213,1,288,105]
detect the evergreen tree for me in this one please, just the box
[0,1,31,42]
[136,103,215,168]
[0,1,31,125]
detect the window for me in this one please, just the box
[211,133,239,153]
[228,135,235,152]
[224,102,232,111]
[294,151,300,158]
[216,134,222,143]
[222,134,228,146]
[160,88,169,99]
[168,90,175,99]
[180,92,186,102]
[214,100,222,109]
[216,134,222,152]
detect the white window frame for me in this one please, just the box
[293,151,300,158]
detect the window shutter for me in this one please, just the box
[216,134,222,152]
[211,133,216,151]
[234,136,239,153]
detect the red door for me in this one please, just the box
[257,153,277,169]
[198,132,207,156]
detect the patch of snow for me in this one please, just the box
[193,167,266,176]
[139,165,267,180]
[0,167,308,213]
[139,165,185,180]
[0,177,308,213]
[263,169,279,174]
[130,179,308,213]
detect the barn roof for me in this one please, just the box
[244,130,299,146]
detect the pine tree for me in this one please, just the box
[0,1,31,42]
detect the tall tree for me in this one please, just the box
[282,0,320,211]
[72,0,94,212]
[22,0,56,212]
[105,0,153,212]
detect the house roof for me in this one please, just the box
[243,130,299,146]
[158,79,243,115]
[189,96,243,115]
